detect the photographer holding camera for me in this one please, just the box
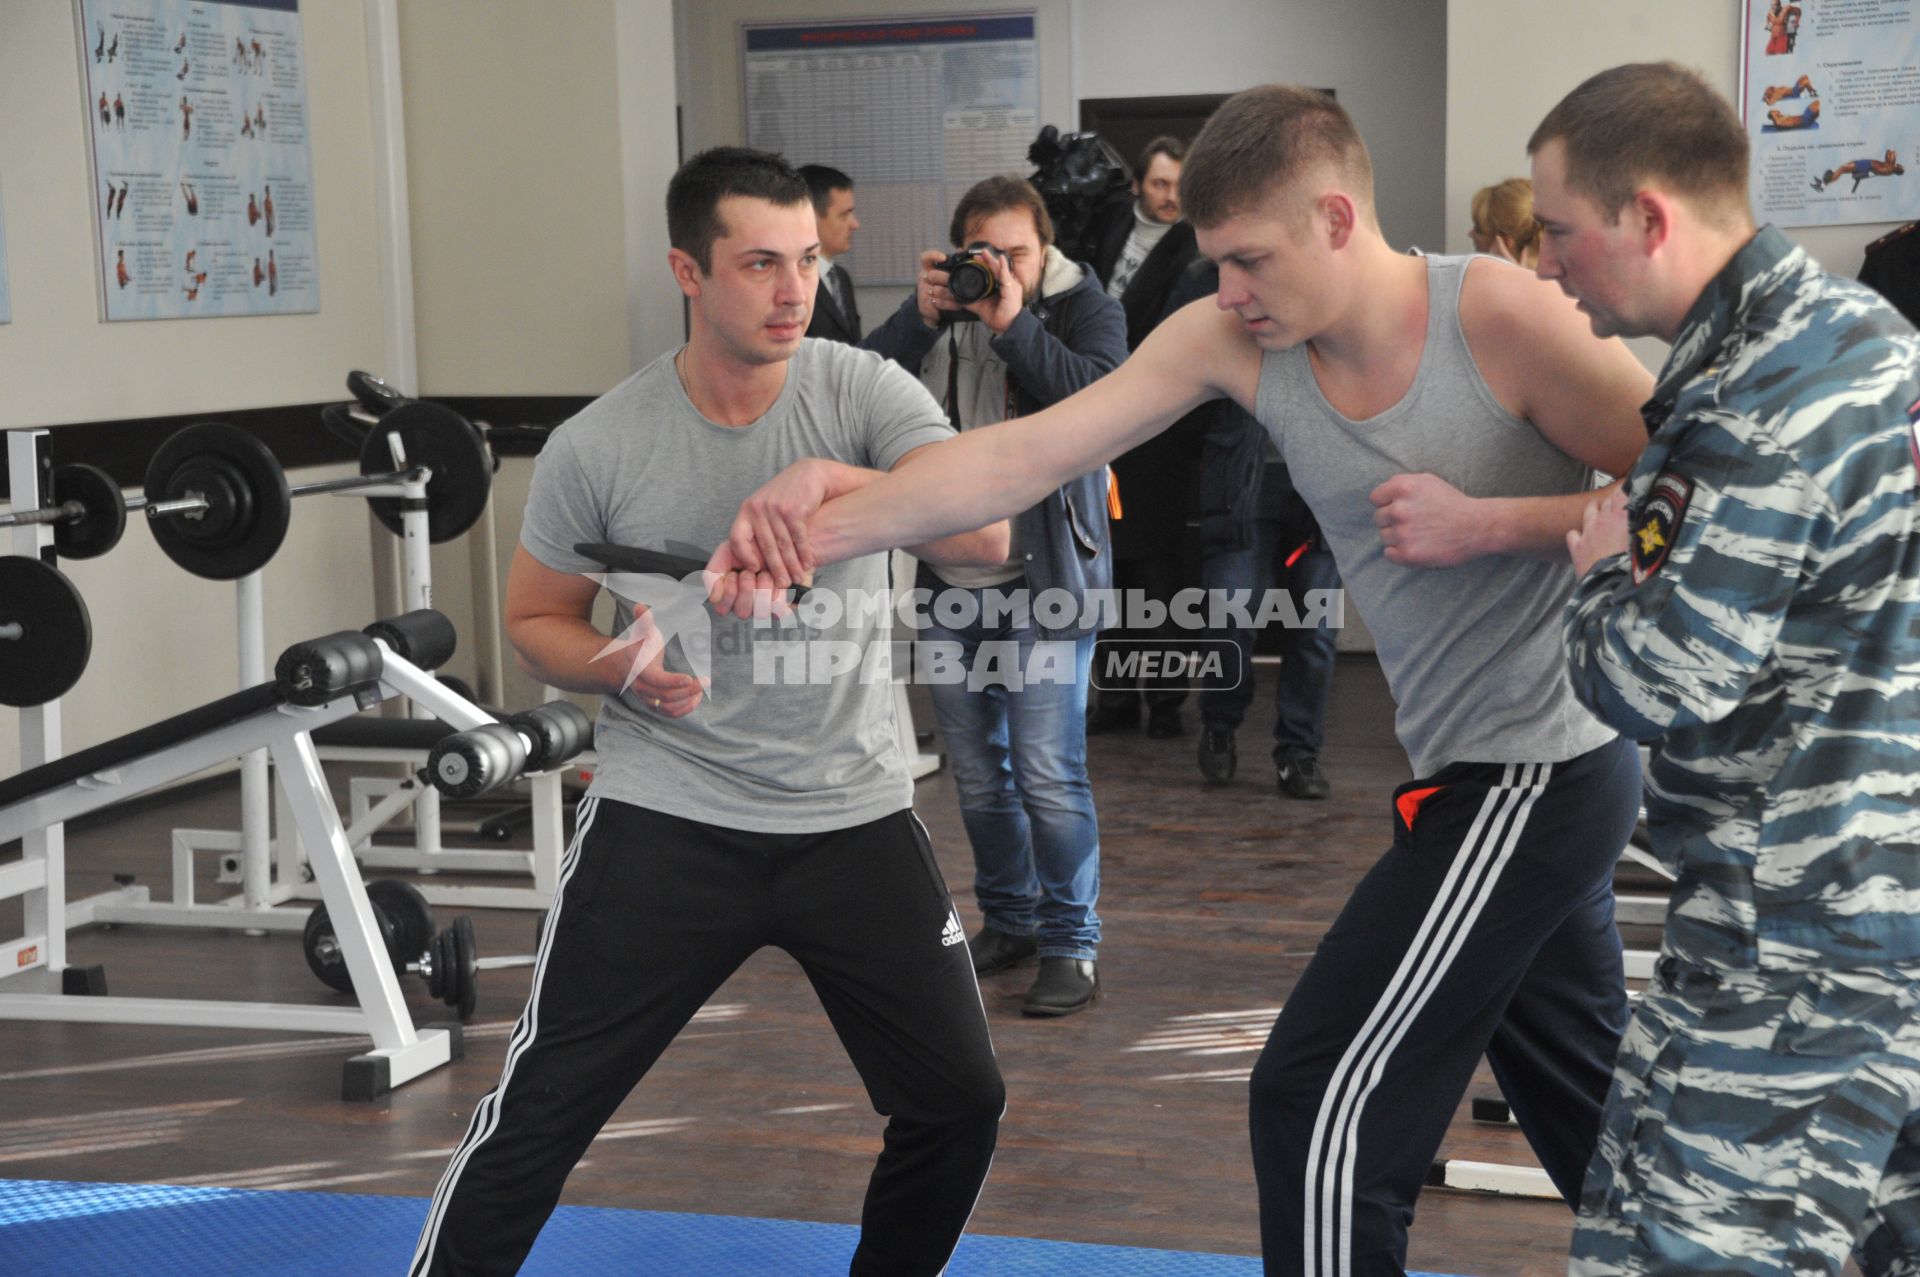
[862,174,1126,1016]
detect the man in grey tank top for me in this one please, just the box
[712,86,1655,1277]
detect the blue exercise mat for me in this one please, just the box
[0,1178,1467,1275]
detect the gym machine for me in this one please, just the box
[0,394,570,923]
[0,553,590,1097]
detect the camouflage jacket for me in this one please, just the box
[1564,225,1920,972]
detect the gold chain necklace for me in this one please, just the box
[674,348,693,404]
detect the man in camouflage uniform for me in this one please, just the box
[1532,62,1920,1276]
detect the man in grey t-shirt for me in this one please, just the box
[409,148,1010,1277]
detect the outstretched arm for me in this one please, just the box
[730,446,1011,577]
[710,300,1254,594]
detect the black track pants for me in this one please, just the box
[1250,737,1641,1277]
[410,797,1005,1276]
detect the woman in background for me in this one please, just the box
[1468,178,1540,269]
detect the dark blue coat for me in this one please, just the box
[863,258,1125,638]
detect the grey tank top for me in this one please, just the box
[1256,254,1616,776]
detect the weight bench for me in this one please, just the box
[0,610,563,1098]
[297,698,575,910]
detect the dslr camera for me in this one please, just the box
[937,241,1006,323]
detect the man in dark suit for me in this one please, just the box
[800,165,863,344]
[1082,136,1199,738]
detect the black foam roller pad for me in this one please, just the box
[509,702,593,771]
[362,609,457,670]
[275,631,384,706]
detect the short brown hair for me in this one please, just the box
[1527,62,1749,224]
[1181,85,1373,228]
[949,174,1054,249]
[667,147,810,273]
[1136,135,1186,176]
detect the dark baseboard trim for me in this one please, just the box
[437,397,593,457]
[2,394,589,491]
[9,402,349,489]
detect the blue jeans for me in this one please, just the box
[917,574,1101,960]
[1199,468,1340,763]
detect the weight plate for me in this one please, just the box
[302,901,398,994]
[49,463,127,560]
[346,369,406,416]
[302,904,353,993]
[144,422,291,580]
[366,879,434,966]
[321,402,376,453]
[0,558,92,707]
[427,925,456,1003]
[358,401,493,544]
[165,459,249,539]
[449,915,478,1021]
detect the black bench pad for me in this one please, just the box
[0,683,285,812]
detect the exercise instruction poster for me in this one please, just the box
[77,0,318,320]
[1743,0,1920,228]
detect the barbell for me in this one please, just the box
[0,405,492,580]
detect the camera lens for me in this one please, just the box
[949,259,996,304]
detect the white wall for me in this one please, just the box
[1069,0,1447,252]
[616,0,688,370]
[675,0,1447,323]
[392,1,679,706]
[1447,1,1894,289]
[397,1,631,397]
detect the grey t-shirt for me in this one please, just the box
[521,337,954,833]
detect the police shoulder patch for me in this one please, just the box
[1631,472,1692,585]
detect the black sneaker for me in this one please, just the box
[1198,726,1237,784]
[1021,957,1098,1016]
[1276,755,1330,800]
[969,926,1037,975]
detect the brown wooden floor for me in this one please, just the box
[0,655,1656,1275]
